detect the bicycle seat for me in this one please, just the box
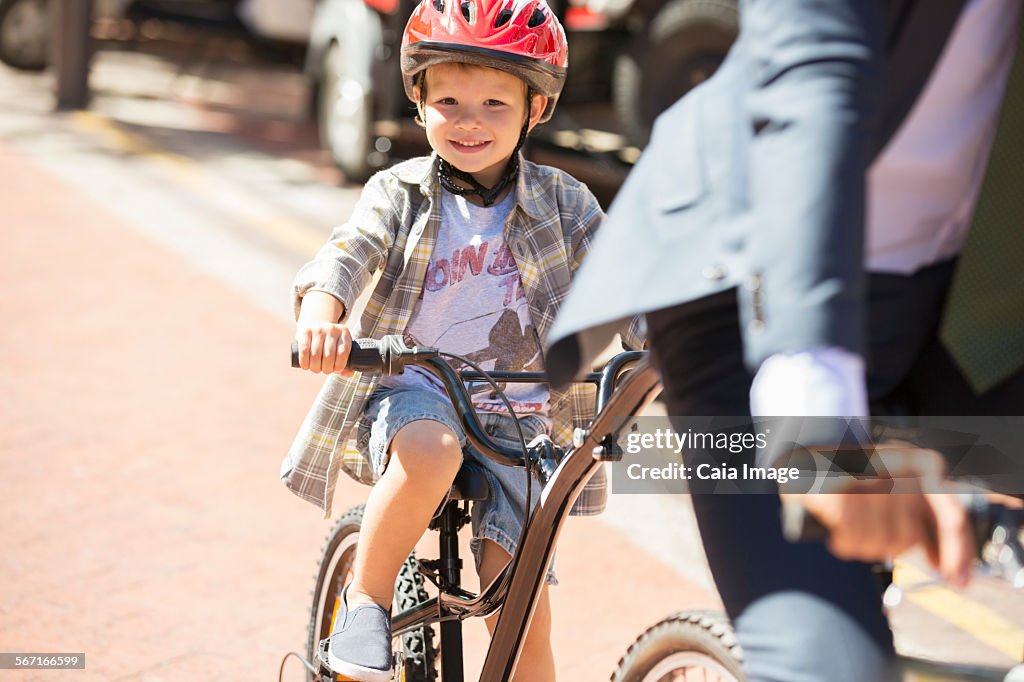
[449,466,489,502]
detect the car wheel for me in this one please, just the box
[318,40,380,184]
[0,0,50,71]
[613,0,737,148]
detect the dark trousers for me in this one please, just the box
[645,259,1023,682]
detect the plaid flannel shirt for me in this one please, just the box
[281,153,644,517]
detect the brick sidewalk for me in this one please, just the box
[0,140,715,681]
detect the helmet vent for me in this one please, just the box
[527,7,546,27]
[431,0,444,12]
[494,8,512,27]
[460,0,473,22]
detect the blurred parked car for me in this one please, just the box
[305,0,737,182]
[0,0,315,72]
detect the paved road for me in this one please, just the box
[0,43,714,682]
[1,35,1021,681]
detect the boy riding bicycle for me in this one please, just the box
[284,0,644,678]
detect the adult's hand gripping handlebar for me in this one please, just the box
[290,335,439,375]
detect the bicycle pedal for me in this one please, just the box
[331,657,404,682]
[315,638,402,682]
[316,638,332,669]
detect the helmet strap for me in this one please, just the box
[438,87,533,207]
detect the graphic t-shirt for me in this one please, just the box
[381,190,550,423]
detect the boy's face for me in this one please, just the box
[417,63,548,188]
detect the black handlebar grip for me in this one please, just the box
[289,338,385,372]
[346,338,386,373]
[781,500,830,543]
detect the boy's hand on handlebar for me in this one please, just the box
[295,291,353,375]
[295,321,354,375]
[781,445,973,588]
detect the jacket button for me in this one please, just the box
[702,264,727,281]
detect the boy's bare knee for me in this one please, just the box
[390,420,463,481]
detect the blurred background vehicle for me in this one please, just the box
[1,0,737,200]
[305,0,738,183]
[0,0,315,72]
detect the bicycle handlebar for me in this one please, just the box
[291,335,645,471]
[291,336,530,466]
[290,336,440,375]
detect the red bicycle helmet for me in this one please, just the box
[401,0,568,122]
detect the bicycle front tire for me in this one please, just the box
[307,504,438,682]
[611,610,745,682]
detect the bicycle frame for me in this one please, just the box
[382,350,661,680]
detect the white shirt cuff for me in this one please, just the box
[750,347,869,417]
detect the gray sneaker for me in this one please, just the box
[326,585,394,682]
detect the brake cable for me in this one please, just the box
[438,351,536,553]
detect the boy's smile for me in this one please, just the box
[449,139,492,153]
[419,63,546,189]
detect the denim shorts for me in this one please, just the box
[355,387,557,584]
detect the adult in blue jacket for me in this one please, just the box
[548,1,1024,680]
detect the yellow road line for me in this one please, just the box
[69,110,327,256]
[895,560,1024,661]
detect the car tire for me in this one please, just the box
[612,0,737,148]
[318,40,379,184]
[0,0,50,71]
